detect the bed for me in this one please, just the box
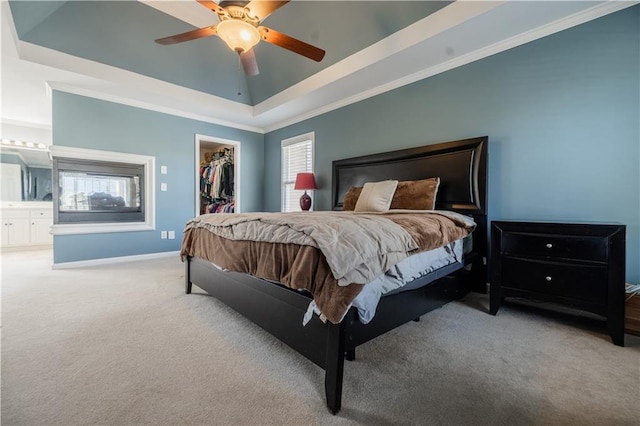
[181,136,488,414]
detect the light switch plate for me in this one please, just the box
[160,165,167,174]
[161,183,167,191]
[168,230,175,240]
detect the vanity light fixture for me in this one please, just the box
[0,138,49,151]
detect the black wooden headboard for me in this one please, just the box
[331,136,487,214]
[331,136,488,286]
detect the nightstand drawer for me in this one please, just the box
[502,232,607,262]
[502,257,607,304]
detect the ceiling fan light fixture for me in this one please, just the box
[217,19,260,53]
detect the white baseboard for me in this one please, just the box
[52,250,180,269]
[1,243,53,252]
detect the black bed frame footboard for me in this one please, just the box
[185,136,488,414]
[186,255,477,414]
[186,257,348,412]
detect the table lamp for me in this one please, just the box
[294,172,317,211]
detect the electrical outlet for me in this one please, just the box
[160,165,167,174]
[168,230,175,240]
[160,231,167,239]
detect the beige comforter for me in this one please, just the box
[181,210,475,323]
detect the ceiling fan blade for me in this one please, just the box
[240,49,259,76]
[197,0,225,15]
[258,26,325,62]
[155,26,217,45]
[244,1,289,22]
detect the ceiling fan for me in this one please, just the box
[155,0,325,76]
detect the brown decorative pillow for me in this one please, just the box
[342,186,363,211]
[390,177,440,210]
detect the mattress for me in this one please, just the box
[303,236,470,325]
[182,210,476,324]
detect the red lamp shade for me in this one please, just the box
[294,172,317,190]
[294,173,317,211]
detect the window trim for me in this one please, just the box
[49,145,155,235]
[281,132,314,212]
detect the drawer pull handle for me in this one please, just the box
[545,276,552,282]
[546,243,553,249]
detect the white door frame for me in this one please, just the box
[194,134,241,216]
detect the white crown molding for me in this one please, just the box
[1,118,52,130]
[253,0,505,117]
[46,81,263,134]
[4,0,636,136]
[261,0,638,133]
[16,38,263,133]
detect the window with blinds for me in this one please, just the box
[281,132,314,212]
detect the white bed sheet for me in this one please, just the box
[303,238,465,325]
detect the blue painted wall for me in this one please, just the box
[264,7,640,283]
[52,91,264,264]
[0,152,25,166]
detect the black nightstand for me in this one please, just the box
[490,221,626,346]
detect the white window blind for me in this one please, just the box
[281,133,314,212]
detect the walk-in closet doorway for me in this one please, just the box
[194,134,240,216]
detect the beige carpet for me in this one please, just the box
[1,248,638,425]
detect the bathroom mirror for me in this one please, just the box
[0,146,52,202]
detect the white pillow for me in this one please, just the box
[354,180,399,212]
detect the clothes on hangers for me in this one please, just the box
[200,148,235,214]
[200,155,234,200]
[206,200,234,214]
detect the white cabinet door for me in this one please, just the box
[2,209,30,246]
[30,218,53,244]
[6,218,30,246]
[1,207,52,246]
[1,222,10,246]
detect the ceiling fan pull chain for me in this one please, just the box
[236,55,243,97]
